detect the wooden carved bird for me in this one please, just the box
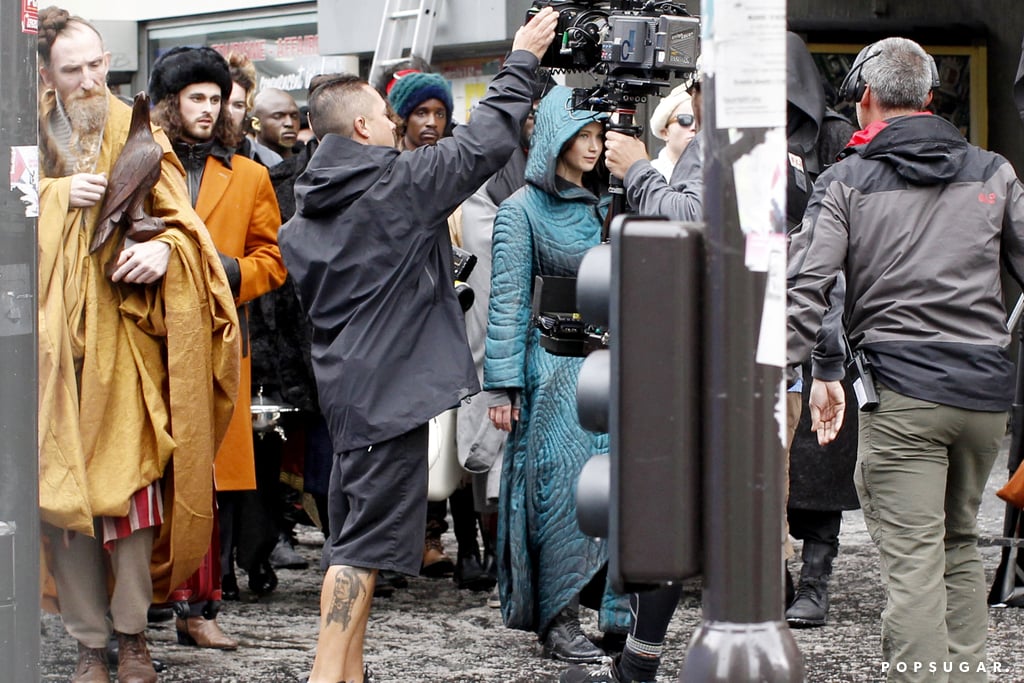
[90,91,166,254]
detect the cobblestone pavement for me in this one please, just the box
[39,445,1024,682]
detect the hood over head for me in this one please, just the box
[787,32,826,154]
[525,85,608,197]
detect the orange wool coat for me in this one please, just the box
[196,154,286,491]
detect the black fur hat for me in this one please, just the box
[148,46,232,104]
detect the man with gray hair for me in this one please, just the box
[788,36,1024,681]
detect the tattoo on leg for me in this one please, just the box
[325,567,370,631]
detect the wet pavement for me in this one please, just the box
[39,443,1024,682]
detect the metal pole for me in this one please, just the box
[0,1,40,679]
[680,1,803,680]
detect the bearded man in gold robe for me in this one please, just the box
[36,7,239,682]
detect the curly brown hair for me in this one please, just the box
[37,6,103,67]
[151,91,242,149]
[228,52,257,110]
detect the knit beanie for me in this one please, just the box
[388,71,454,121]
[649,83,693,140]
[149,46,233,104]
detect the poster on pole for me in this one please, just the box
[708,0,786,129]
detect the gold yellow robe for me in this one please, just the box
[38,91,240,603]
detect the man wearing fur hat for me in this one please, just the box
[36,7,240,682]
[148,46,287,647]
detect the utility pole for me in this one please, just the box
[0,1,40,679]
[680,0,804,680]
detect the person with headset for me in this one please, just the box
[788,36,1024,682]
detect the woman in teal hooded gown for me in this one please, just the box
[484,85,630,662]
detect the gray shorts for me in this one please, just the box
[321,423,429,576]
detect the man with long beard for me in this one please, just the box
[36,7,240,682]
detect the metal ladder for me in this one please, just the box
[368,0,442,91]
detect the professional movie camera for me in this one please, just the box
[526,0,699,358]
[526,0,699,118]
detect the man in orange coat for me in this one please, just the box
[37,8,240,682]
[150,46,287,649]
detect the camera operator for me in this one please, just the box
[602,73,704,222]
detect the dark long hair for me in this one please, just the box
[151,91,242,149]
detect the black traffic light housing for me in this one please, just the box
[575,214,704,593]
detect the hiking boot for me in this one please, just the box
[71,641,109,683]
[421,536,454,577]
[785,540,835,628]
[785,576,829,628]
[543,604,605,664]
[115,631,157,683]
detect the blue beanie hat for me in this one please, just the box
[388,71,454,121]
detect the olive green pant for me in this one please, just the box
[856,386,1005,682]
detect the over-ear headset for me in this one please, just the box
[838,42,941,103]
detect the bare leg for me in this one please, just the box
[308,565,377,683]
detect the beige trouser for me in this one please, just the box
[857,386,1004,682]
[783,391,803,560]
[47,524,155,648]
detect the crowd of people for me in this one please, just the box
[34,2,1024,682]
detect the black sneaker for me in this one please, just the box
[560,659,622,683]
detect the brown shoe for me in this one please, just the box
[421,536,454,577]
[175,616,239,650]
[71,641,110,682]
[115,631,157,683]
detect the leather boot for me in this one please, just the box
[542,599,605,664]
[175,615,239,649]
[785,540,836,628]
[71,641,110,683]
[454,552,495,592]
[115,631,158,683]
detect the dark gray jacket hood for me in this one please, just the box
[296,136,400,217]
[854,114,969,185]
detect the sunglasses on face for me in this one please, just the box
[673,113,695,128]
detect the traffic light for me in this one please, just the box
[575,214,703,593]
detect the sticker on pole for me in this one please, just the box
[22,0,39,35]
[10,146,39,218]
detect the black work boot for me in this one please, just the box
[542,598,605,664]
[785,540,836,628]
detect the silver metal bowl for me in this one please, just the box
[250,393,299,435]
